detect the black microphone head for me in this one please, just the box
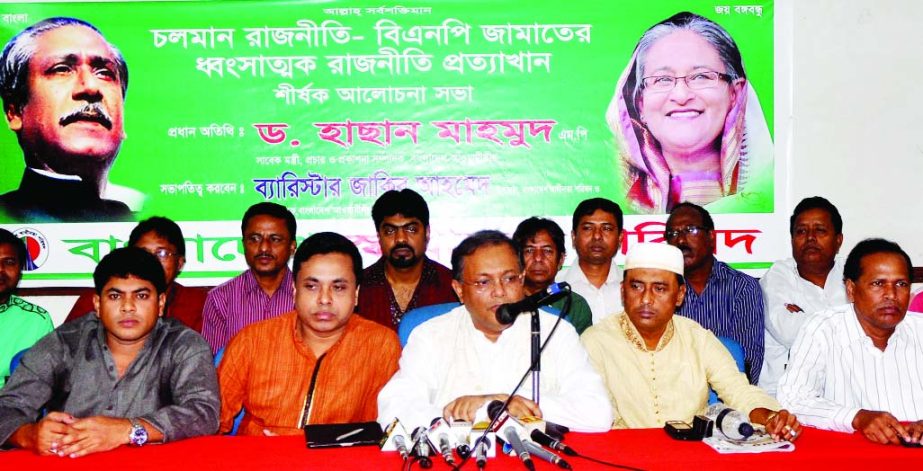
[486,400,505,420]
[495,303,516,325]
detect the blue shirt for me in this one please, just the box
[677,259,764,383]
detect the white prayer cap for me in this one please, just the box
[624,243,684,276]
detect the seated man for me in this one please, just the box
[358,189,456,330]
[0,247,219,457]
[0,228,53,387]
[219,232,401,436]
[778,238,923,445]
[512,217,593,333]
[759,197,846,396]
[378,230,612,432]
[581,243,800,440]
[65,216,207,332]
[203,202,297,353]
[665,202,764,383]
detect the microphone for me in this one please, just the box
[486,400,546,437]
[503,426,535,471]
[380,418,411,460]
[411,426,433,469]
[475,436,492,470]
[530,429,577,457]
[495,282,570,325]
[429,418,456,466]
[523,440,572,469]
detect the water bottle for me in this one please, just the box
[705,403,754,440]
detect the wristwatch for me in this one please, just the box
[129,418,148,446]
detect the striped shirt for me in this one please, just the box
[202,268,295,354]
[677,259,764,383]
[777,304,923,432]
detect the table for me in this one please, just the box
[3,427,922,470]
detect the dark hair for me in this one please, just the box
[93,247,166,295]
[0,228,27,270]
[0,17,128,112]
[571,198,624,233]
[371,189,430,230]
[789,196,843,236]
[843,238,913,282]
[451,230,521,281]
[512,217,566,263]
[668,201,715,231]
[241,202,296,239]
[128,216,186,257]
[292,232,363,284]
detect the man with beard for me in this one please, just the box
[357,189,456,330]
[759,197,846,397]
[665,202,764,384]
[0,17,138,222]
[556,198,624,326]
[778,238,923,446]
[202,202,297,353]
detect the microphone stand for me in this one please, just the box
[530,309,541,405]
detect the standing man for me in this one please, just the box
[581,243,801,439]
[358,189,455,330]
[556,198,624,326]
[65,216,207,332]
[202,202,297,353]
[0,247,219,457]
[0,17,138,222]
[778,239,923,445]
[759,197,846,396]
[512,217,594,333]
[0,228,53,387]
[378,230,612,432]
[664,202,764,383]
[218,232,400,436]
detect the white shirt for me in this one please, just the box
[557,258,622,325]
[377,305,613,432]
[758,258,847,396]
[777,304,923,432]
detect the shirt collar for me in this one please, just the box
[618,313,675,352]
[243,267,293,295]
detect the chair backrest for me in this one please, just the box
[708,336,746,405]
[213,346,243,435]
[9,348,28,376]
[398,302,461,347]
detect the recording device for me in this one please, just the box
[503,426,535,471]
[486,400,546,438]
[530,429,577,456]
[524,440,572,469]
[411,426,433,469]
[429,418,456,466]
[705,404,754,440]
[304,421,382,448]
[474,436,492,470]
[664,415,714,441]
[379,418,411,460]
[495,282,570,324]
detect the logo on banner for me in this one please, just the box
[13,228,49,271]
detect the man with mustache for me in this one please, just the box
[0,17,136,222]
[556,198,624,326]
[357,189,456,330]
[758,197,846,397]
[778,238,923,446]
[512,217,594,334]
[202,202,296,353]
[665,202,764,384]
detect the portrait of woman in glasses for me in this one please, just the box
[606,11,772,214]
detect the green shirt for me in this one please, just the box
[550,291,594,334]
[0,295,53,387]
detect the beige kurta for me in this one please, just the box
[581,313,779,429]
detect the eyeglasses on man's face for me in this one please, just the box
[462,273,523,293]
[664,225,710,241]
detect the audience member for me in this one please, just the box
[202,202,296,353]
